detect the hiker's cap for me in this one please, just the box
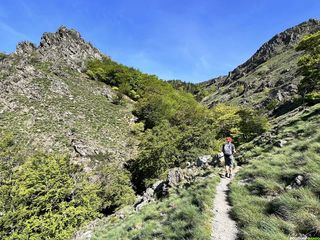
[226,137,232,142]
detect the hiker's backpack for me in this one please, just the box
[223,143,233,156]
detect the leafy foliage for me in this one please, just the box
[296,31,320,101]
[210,104,270,143]
[167,79,212,100]
[96,162,135,211]
[0,153,101,240]
[130,120,218,187]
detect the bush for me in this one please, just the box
[0,153,101,240]
[210,104,269,143]
[130,120,218,188]
[96,163,135,211]
[0,52,7,60]
[296,31,320,98]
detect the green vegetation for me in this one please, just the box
[129,120,218,187]
[86,58,269,189]
[230,103,320,239]
[95,162,136,211]
[86,58,218,187]
[167,79,213,100]
[0,148,101,239]
[296,31,320,101]
[92,169,220,240]
[0,52,8,60]
[210,103,270,143]
[0,134,138,240]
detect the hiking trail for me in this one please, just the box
[211,167,239,240]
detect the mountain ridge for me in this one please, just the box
[201,18,320,110]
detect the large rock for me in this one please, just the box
[196,155,212,167]
[285,174,305,190]
[167,168,184,187]
[152,180,168,198]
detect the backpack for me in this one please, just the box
[223,143,233,156]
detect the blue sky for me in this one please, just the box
[0,0,319,82]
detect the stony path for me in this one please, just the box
[211,168,239,240]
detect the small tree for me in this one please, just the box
[296,31,320,101]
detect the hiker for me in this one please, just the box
[222,137,236,178]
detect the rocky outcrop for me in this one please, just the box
[14,26,105,72]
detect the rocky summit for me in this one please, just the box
[0,26,136,168]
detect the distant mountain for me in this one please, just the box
[201,19,320,111]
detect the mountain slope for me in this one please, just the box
[230,103,320,239]
[201,19,320,110]
[0,27,137,167]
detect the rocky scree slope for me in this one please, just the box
[201,19,320,111]
[0,26,137,168]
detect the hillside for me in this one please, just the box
[231,103,320,239]
[0,20,319,240]
[0,27,137,166]
[201,19,320,111]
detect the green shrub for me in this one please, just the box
[0,52,7,60]
[130,120,218,187]
[0,153,101,240]
[96,163,135,211]
[296,31,320,98]
[130,122,145,135]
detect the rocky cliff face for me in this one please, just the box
[16,26,104,71]
[201,19,320,110]
[0,26,136,168]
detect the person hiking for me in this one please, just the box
[222,137,236,178]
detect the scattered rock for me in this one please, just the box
[71,139,96,157]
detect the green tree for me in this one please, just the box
[296,31,320,101]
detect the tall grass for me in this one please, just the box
[230,104,320,239]
[91,169,220,240]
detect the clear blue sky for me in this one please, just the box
[0,0,319,82]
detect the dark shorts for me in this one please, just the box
[224,155,234,167]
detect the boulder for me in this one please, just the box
[168,168,184,187]
[152,180,168,198]
[275,139,287,148]
[211,152,224,167]
[285,174,306,190]
[196,155,212,167]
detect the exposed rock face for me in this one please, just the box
[201,19,320,111]
[15,26,104,71]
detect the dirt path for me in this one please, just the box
[211,168,239,240]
